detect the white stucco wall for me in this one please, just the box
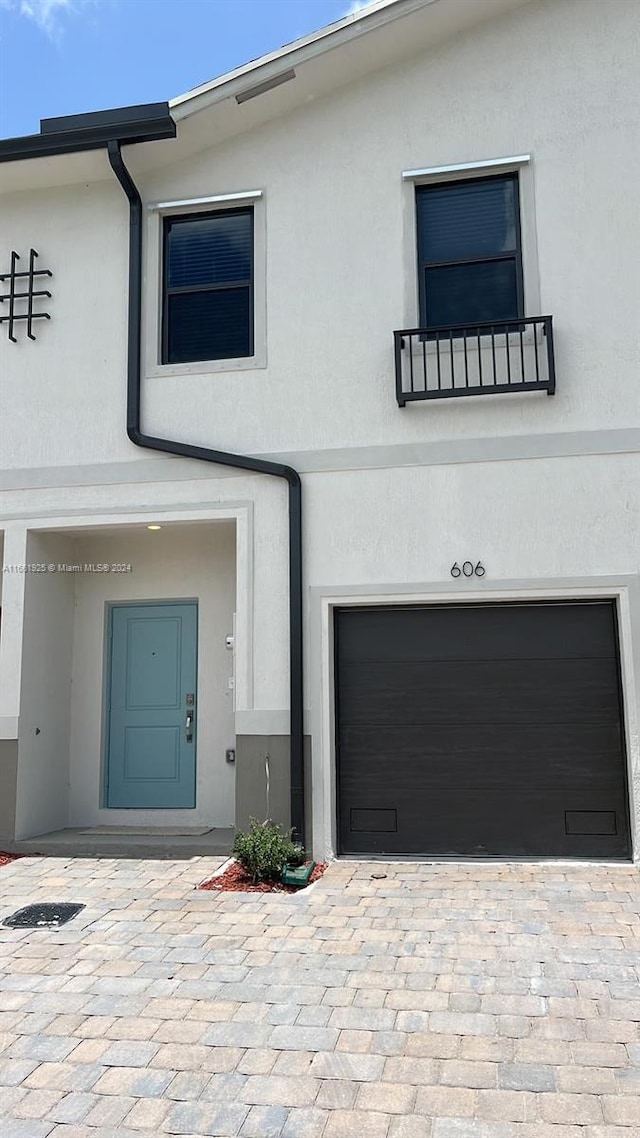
[2,447,638,848]
[304,453,640,588]
[0,180,130,471]
[0,527,28,737]
[1,0,638,470]
[303,451,640,858]
[0,474,289,718]
[15,532,74,839]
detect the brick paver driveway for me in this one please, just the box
[0,856,639,1137]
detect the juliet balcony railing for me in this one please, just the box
[394,315,555,407]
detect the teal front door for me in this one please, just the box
[106,602,197,808]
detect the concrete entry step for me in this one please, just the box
[77,825,213,836]
[7,826,235,859]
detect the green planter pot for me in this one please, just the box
[281,861,316,888]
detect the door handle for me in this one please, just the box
[185,710,194,742]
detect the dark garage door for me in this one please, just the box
[336,602,631,858]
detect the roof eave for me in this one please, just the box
[169,0,436,120]
[0,103,176,165]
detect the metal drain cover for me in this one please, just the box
[3,903,85,929]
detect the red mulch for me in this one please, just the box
[0,852,19,868]
[199,860,327,893]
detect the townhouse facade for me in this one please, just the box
[0,0,638,861]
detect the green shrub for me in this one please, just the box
[233,818,304,883]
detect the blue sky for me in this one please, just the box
[0,1,361,139]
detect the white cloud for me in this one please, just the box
[0,0,98,40]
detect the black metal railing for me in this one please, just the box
[394,315,555,406]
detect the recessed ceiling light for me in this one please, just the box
[147,524,162,531]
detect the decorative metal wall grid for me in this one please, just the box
[0,249,52,341]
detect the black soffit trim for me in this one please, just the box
[0,102,176,163]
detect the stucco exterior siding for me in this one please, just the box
[0,0,638,854]
[1,1,639,468]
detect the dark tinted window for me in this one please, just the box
[163,208,253,364]
[424,261,520,328]
[416,174,523,330]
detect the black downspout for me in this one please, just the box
[107,140,305,845]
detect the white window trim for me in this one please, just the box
[147,190,263,213]
[400,154,541,334]
[402,154,531,180]
[143,190,267,378]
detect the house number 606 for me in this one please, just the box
[451,561,485,578]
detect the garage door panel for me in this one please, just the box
[342,794,629,858]
[338,604,617,665]
[339,724,625,793]
[336,602,631,859]
[341,801,624,855]
[339,659,621,726]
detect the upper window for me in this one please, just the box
[416,173,524,330]
[162,207,254,364]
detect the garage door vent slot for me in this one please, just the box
[351,808,397,833]
[565,811,617,836]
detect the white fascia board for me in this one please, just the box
[170,0,441,120]
[402,154,531,179]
